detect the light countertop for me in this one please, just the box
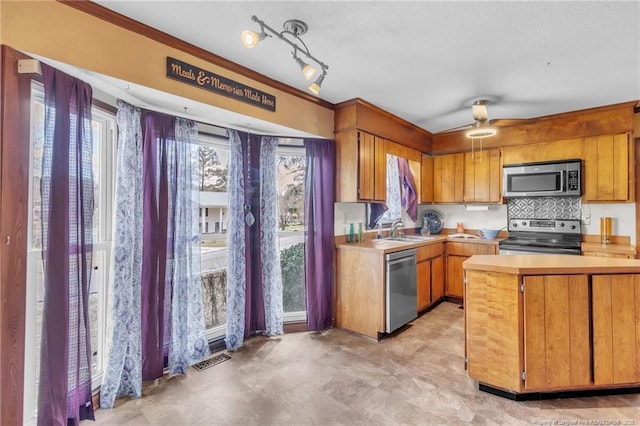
[581,242,636,257]
[336,234,502,254]
[464,254,640,275]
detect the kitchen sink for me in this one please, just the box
[384,235,438,242]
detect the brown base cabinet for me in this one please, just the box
[592,275,640,385]
[416,243,444,311]
[466,268,640,395]
[523,275,591,390]
[446,242,496,299]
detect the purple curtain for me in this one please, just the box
[38,64,95,426]
[141,111,174,379]
[237,131,266,337]
[304,138,336,330]
[398,158,418,221]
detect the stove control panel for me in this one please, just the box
[508,218,582,234]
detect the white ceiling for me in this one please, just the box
[86,0,639,135]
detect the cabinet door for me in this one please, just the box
[446,255,466,298]
[420,154,434,203]
[434,153,464,203]
[416,260,432,311]
[358,131,386,202]
[592,274,640,385]
[373,136,387,201]
[431,255,445,302]
[583,134,629,201]
[523,275,590,390]
[502,138,582,166]
[358,131,376,200]
[463,148,501,203]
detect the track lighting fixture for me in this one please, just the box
[241,15,329,95]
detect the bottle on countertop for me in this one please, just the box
[457,222,465,234]
[349,223,355,243]
[376,222,383,239]
[358,222,364,243]
[420,217,430,236]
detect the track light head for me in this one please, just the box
[308,72,326,95]
[293,51,317,80]
[241,29,266,48]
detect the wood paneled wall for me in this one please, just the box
[0,45,31,426]
[432,102,636,154]
[334,98,433,153]
[2,0,334,138]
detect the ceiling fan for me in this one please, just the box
[437,98,531,137]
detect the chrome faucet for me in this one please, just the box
[390,219,404,237]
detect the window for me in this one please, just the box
[23,82,116,422]
[277,143,306,320]
[198,136,308,341]
[198,135,230,340]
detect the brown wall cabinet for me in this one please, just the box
[501,133,633,202]
[583,134,630,202]
[433,153,464,203]
[416,243,444,312]
[463,148,501,203]
[420,154,434,204]
[335,130,386,202]
[358,131,387,202]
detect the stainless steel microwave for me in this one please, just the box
[502,159,581,197]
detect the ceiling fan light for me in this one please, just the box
[471,102,488,122]
[241,30,265,48]
[465,127,497,139]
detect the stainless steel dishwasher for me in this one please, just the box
[385,249,417,333]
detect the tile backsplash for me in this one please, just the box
[335,200,636,243]
[507,196,581,220]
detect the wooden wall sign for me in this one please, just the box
[166,57,276,112]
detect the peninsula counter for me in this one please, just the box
[463,254,640,399]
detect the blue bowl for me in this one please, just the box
[479,229,500,240]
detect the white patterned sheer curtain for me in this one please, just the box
[385,154,402,219]
[169,118,210,373]
[225,129,246,350]
[260,136,284,336]
[101,100,143,409]
[225,131,284,351]
[101,102,209,408]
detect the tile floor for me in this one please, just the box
[93,302,640,425]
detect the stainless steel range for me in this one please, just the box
[498,218,582,255]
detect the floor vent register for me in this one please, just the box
[192,353,231,371]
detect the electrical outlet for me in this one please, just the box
[581,214,591,225]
